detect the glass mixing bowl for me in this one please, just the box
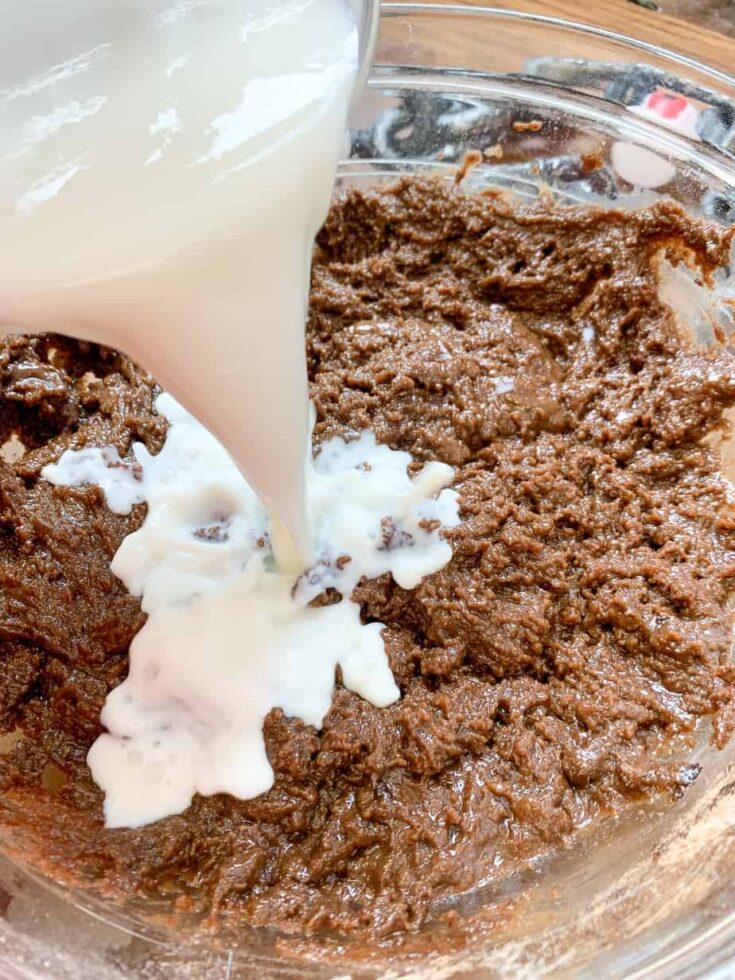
[1,4,735,978]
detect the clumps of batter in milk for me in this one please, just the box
[43,394,460,828]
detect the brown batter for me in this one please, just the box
[0,178,734,947]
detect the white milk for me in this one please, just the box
[4,0,464,827]
[0,0,359,568]
[44,396,460,827]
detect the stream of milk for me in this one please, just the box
[1,0,462,827]
[0,0,359,569]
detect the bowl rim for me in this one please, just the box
[379,2,735,93]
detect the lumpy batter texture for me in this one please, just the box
[0,179,735,944]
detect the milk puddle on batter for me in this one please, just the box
[43,396,460,827]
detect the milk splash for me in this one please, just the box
[43,396,460,828]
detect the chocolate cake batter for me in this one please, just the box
[0,178,734,946]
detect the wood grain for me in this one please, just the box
[388,0,735,77]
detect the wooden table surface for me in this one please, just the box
[392,0,735,77]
